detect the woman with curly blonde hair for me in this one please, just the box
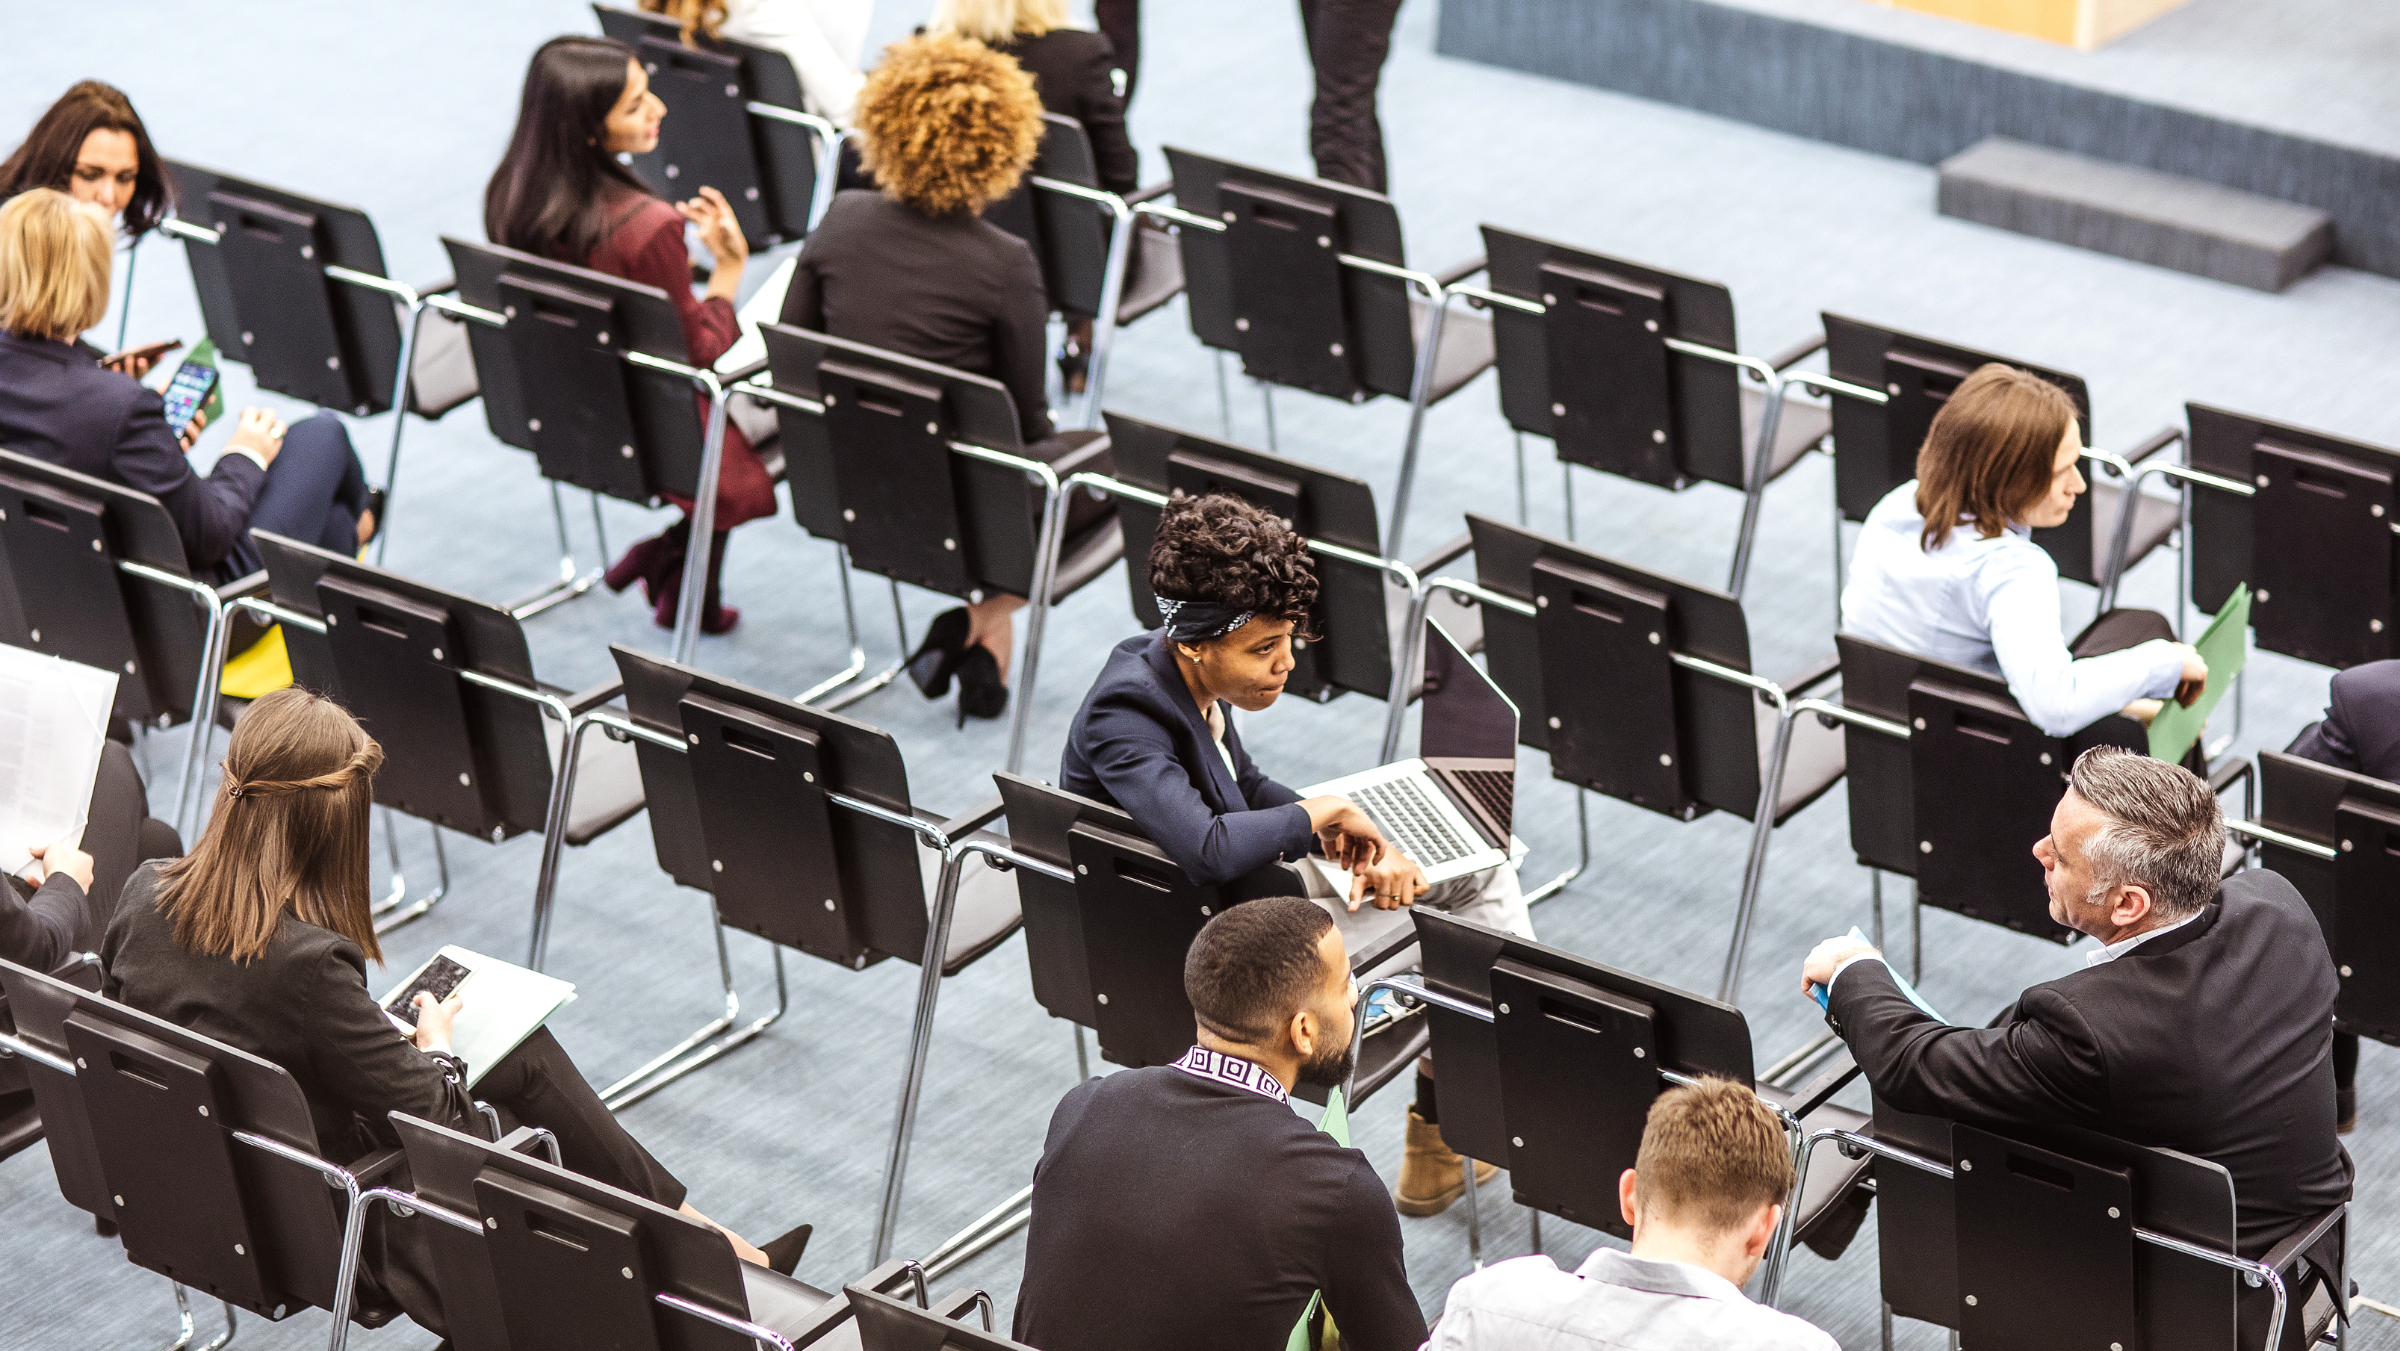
[780,32,1114,725]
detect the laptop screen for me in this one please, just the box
[1420,618,1518,763]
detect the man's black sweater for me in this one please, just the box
[1013,1063,1424,1351]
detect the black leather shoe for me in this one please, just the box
[956,645,1009,723]
[907,608,973,699]
[761,1222,811,1276]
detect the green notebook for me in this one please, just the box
[2148,584,2249,764]
[185,337,228,429]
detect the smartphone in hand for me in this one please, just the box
[101,338,181,371]
[383,954,471,1028]
[160,360,221,438]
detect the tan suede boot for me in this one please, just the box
[1396,1108,1499,1216]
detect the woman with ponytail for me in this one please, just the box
[101,688,800,1338]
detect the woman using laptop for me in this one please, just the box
[101,688,804,1340]
[1060,491,1530,1218]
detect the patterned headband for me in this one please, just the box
[1156,597,1255,643]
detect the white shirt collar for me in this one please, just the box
[2083,909,2200,968]
[1573,1247,1749,1305]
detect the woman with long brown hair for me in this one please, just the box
[101,688,799,1337]
[1840,363,2206,736]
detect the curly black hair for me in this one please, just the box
[1148,492,1318,624]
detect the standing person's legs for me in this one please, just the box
[244,412,370,554]
[1095,0,1141,102]
[474,1028,688,1208]
[1301,0,1403,192]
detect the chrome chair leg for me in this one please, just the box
[1071,1023,1090,1081]
[506,482,604,620]
[603,921,787,1111]
[1527,1207,1542,1256]
[1513,431,1528,526]
[1260,379,1279,454]
[1880,1302,1894,1351]
[1462,1153,1484,1270]
[588,488,610,563]
[919,1184,1036,1283]
[1561,462,1577,541]
[1214,350,1232,439]
[819,576,909,713]
[1911,881,1925,984]
[872,849,976,1264]
[1522,790,1589,906]
[164,1282,238,1351]
[371,814,449,936]
[1871,867,1885,949]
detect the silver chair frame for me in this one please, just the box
[102,557,252,837]
[1344,976,1810,1301]
[1025,175,1141,431]
[740,101,845,240]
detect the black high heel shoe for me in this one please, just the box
[760,1222,812,1276]
[907,607,973,699]
[956,645,1009,725]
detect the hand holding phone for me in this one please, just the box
[159,359,221,439]
[385,954,472,1028]
[102,338,181,378]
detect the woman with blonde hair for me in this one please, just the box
[779,32,1115,724]
[0,189,375,578]
[929,0,1138,196]
[101,688,802,1337]
[639,0,873,126]
[1841,363,2206,737]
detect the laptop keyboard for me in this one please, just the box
[1354,779,1474,868]
[1450,768,1515,833]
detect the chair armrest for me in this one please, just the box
[215,569,270,602]
[414,276,458,298]
[1779,655,1843,698]
[1783,1050,1861,1118]
[1407,531,1474,577]
[2263,1203,2347,1277]
[564,679,626,718]
[345,1147,408,1187]
[2208,756,2253,798]
[1432,255,1488,289]
[47,951,102,991]
[1124,179,1173,206]
[857,1259,923,1297]
[2124,425,2185,467]
[1048,434,1114,478]
[720,356,772,386]
[1765,334,1828,372]
[930,1291,983,1321]
[937,794,1008,839]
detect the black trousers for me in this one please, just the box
[1095,0,1141,102]
[1298,0,1402,193]
[82,740,181,942]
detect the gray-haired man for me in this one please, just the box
[1800,747,2351,1279]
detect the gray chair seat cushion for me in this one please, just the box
[404,303,479,419]
[543,716,647,847]
[740,1264,836,1339]
[1738,386,1833,486]
[1745,1093,1872,1256]
[1757,695,1848,825]
[1048,517,1124,603]
[1117,220,1185,327]
[1410,296,1496,406]
[916,832,1026,975]
[2090,480,2179,578]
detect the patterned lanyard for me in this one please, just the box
[1171,1045,1289,1104]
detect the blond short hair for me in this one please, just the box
[927,0,1072,44]
[1633,1078,1793,1233]
[0,188,112,341]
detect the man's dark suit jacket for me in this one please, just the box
[1060,631,1315,886]
[0,331,263,571]
[1826,869,2352,1255]
[2290,658,2400,783]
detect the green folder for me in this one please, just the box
[185,338,228,429]
[2148,584,2249,764]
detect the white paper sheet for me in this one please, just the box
[377,945,578,1088]
[714,252,800,376]
[0,648,118,878]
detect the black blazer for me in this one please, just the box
[991,28,1140,196]
[0,331,264,572]
[1061,631,1315,886]
[1827,868,2353,1254]
[2290,658,2400,783]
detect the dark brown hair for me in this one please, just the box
[1149,492,1320,627]
[485,36,653,264]
[1912,364,2082,551]
[1183,898,1335,1043]
[1633,1077,1794,1233]
[0,81,170,239]
[154,688,385,964]
[851,34,1043,218]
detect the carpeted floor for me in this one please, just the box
[5,1,2399,1347]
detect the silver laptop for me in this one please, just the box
[1301,619,1518,885]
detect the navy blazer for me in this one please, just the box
[0,331,264,571]
[2290,659,2400,783]
[1061,631,1315,886]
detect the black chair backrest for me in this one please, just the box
[985,114,1116,318]
[1466,513,1761,820]
[0,450,207,725]
[393,1112,762,1351]
[1414,909,1754,1235]
[1870,1096,2248,1349]
[846,1282,1031,1351]
[254,532,552,842]
[163,161,403,417]
[442,236,711,507]
[1822,315,2102,580]
[614,644,935,971]
[1105,411,1391,703]
[1481,226,1749,492]
[1064,816,1221,1070]
[2189,402,2399,670]
[1164,147,1417,401]
[2260,752,2400,1045]
[993,772,1140,1027]
[0,958,352,1321]
[761,324,1050,601]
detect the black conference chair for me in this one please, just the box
[1441,514,1847,1002]
[157,162,475,564]
[1819,315,2185,606]
[751,324,1123,773]
[1367,910,1871,1288]
[0,957,453,1351]
[1459,226,1835,598]
[2237,751,2400,1058]
[228,531,642,934]
[2188,404,2400,670]
[542,646,1054,1268]
[1143,148,1493,556]
[593,2,843,248]
[0,952,101,1167]
[435,237,764,656]
[982,113,1183,427]
[1808,1100,2346,1351]
[0,449,260,834]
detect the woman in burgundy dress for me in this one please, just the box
[486,35,772,633]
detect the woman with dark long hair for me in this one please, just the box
[486,35,769,633]
[1,80,176,375]
[102,688,799,1338]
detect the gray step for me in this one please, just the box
[1937,137,2334,292]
